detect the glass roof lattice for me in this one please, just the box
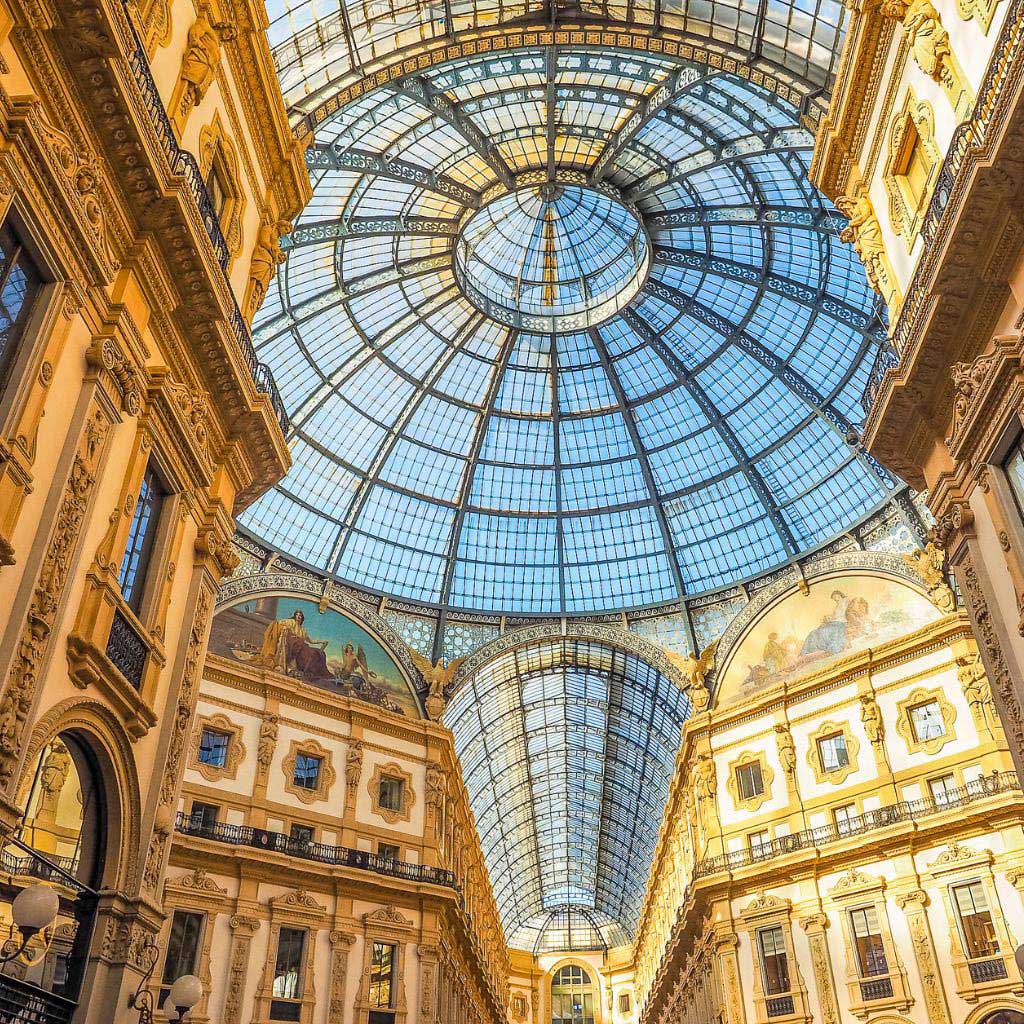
[246,47,898,616]
[444,638,691,946]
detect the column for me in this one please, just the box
[895,890,952,1024]
[799,914,840,1024]
[714,930,747,1024]
[222,914,260,1024]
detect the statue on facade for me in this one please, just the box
[860,695,885,746]
[179,12,221,114]
[345,740,363,810]
[881,0,954,87]
[903,543,956,613]
[774,724,796,776]
[247,220,286,318]
[257,714,278,776]
[667,639,718,713]
[836,192,897,308]
[958,652,996,732]
[409,650,466,721]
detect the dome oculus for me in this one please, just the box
[454,184,650,332]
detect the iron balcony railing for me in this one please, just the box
[765,995,795,1018]
[0,974,77,1024]
[968,956,1009,983]
[175,813,458,888]
[695,772,1021,878]
[105,609,148,691]
[119,5,289,435]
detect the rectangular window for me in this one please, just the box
[270,927,305,1021]
[206,161,227,221]
[895,122,930,209]
[292,753,322,791]
[378,843,400,862]
[0,222,44,397]
[188,801,219,832]
[378,776,405,812]
[953,881,1001,958]
[619,992,631,1012]
[817,732,850,774]
[289,823,314,847]
[368,1014,396,1024]
[850,907,889,977]
[929,773,958,807]
[757,926,790,995]
[369,941,397,1008]
[735,761,764,801]
[1003,437,1024,521]
[198,728,230,768]
[159,910,203,1007]
[118,463,166,613]
[749,830,771,859]
[909,700,945,743]
[833,804,857,836]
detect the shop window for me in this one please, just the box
[551,964,595,1024]
[369,941,397,1009]
[159,910,203,1008]
[270,927,306,1021]
[909,700,945,743]
[292,753,322,791]
[953,880,1000,958]
[0,221,44,399]
[198,728,230,768]
[817,732,850,774]
[378,775,405,812]
[849,906,889,978]
[929,773,958,807]
[735,761,764,801]
[757,925,790,995]
[118,463,167,614]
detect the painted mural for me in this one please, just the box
[716,575,940,706]
[209,596,419,717]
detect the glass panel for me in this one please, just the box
[161,911,203,986]
[198,729,230,767]
[954,881,1000,958]
[118,464,166,613]
[736,761,764,800]
[293,753,322,789]
[369,942,396,1007]
[0,222,43,395]
[818,733,849,773]
[758,926,790,994]
[850,907,889,977]
[551,964,596,1024]
[272,928,306,999]
[929,774,957,806]
[379,777,404,810]
[909,701,944,742]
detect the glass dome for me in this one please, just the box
[247,47,896,616]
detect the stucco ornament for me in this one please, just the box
[665,639,718,711]
[902,544,956,613]
[836,191,898,309]
[180,12,221,111]
[880,0,954,86]
[409,649,466,721]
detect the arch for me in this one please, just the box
[17,698,141,893]
[295,23,828,131]
[450,620,688,697]
[966,1002,1024,1024]
[549,959,600,1024]
[214,572,424,715]
[709,550,945,708]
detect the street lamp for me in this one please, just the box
[0,885,59,964]
[129,935,202,1023]
[1014,941,1024,979]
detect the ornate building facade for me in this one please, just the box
[811,0,1024,787]
[634,556,1024,1024]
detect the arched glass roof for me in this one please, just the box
[444,638,691,947]
[246,47,897,616]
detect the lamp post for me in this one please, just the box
[1015,941,1024,979]
[0,885,59,965]
[129,935,202,1023]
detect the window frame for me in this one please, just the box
[159,909,205,1007]
[756,924,791,996]
[951,879,1001,960]
[270,925,307,1020]
[848,905,890,979]
[117,460,169,616]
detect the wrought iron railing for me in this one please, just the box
[0,848,79,882]
[861,339,900,414]
[0,974,76,1024]
[175,813,458,888]
[105,609,148,690]
[119,6,289,435]
[695,772,1021,878]
[968,956,1008,983]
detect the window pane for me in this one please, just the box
[161,911,203,985]
[118,464,166,612]
[379,777,404,810]
[910,701,944,742]
[198,729,230,767]
[818,733,849,773]
[954,881,1000,958]
[1003,438,1024,521]
[850,907,889,977]
[189,802,218,830]
[369,941,396,1007]
[758,926,790,994]
[0,223,43,395]
[293,754,321,789]
[929,774,957,806]
[272,928,305,998]
[737,761,764,800]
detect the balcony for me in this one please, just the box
[174,813,457,888]
[859,977,894,1001]
[695,772,1022,878]
[117,2,288,435]
[105,609,148,691]
[0,975,76,1024]
[766,995,795,1017]
[968,957,1009,984]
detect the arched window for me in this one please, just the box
[980,1012,1024,1024]
[551,964,595,1024]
